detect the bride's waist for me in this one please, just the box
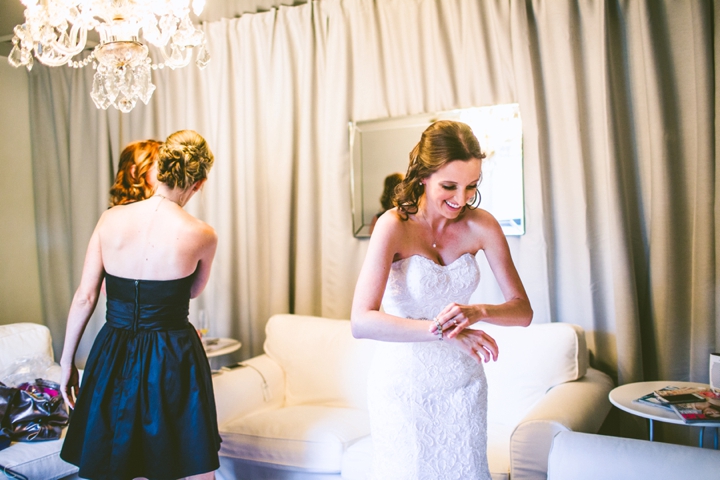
[371,341,483,372]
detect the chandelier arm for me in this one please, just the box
[158,44,193,69]
[176,48,193,69]
[158,44,172,62]
[50,26,87,58]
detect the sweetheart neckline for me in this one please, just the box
[392,252,476,268]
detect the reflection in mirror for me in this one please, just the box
[350,104,525,238]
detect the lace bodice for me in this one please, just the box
[368,251,491,480]
[382,253,480,320]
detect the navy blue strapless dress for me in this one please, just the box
[61,273,221,480]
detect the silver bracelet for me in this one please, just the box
[433,318,443,341]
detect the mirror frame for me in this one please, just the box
[350,105,525,238]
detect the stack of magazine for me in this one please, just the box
[634,386,720,423]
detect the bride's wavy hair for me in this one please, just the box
[394,120,485,220]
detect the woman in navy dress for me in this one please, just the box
[59,130,220,480]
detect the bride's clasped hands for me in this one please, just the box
[431,302,500,363]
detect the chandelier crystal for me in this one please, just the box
[8,0,211,113]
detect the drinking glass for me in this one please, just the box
[198,310,209,339]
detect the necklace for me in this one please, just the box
[419,211,443,249]
[152,193,181,210]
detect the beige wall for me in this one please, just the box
[0,58,43,325]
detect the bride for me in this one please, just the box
[351,120,533,479]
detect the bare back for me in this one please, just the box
[97,196,216,287]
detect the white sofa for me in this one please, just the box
[0,323,79,480]
[547,431,720,479]
[213,314,615,480]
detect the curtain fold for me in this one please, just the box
[27,59,113,360]
[27,0,718,398]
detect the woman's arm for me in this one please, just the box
[60,219,106,407]
[190,223,218,299]
[434,211,533,339]
[350,214,438,342]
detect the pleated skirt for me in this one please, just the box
[60,322,221,480]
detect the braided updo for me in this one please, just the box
[394,120,485,219]
[157,130,214,189]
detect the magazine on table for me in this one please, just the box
[670,400,720,423]
[653,386,707,404]
[634,385,720,423]
[632,390,675,411]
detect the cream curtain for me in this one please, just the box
[28,0,718,403]
[27,60,113,360]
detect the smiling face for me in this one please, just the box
[422,158,481,218]
[394,120,485,220]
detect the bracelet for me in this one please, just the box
[433,318,443,341]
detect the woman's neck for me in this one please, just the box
[153,186,190,208]
[417,198,450,230]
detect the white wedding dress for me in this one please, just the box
[367,253,491,480]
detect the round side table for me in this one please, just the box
[203,337,242,358]
[609,381,719,448]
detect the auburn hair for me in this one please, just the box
[394,120,485,219]
[109,140,162,207]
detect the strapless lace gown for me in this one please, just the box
[368,253,491,480]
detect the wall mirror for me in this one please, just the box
[350,103,525,238]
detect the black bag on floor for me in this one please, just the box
[0,379,69,446]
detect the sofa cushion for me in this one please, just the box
[341,432,512,480]
[0,323,54,373]
[220,405,370,473]
[486,423,513,480]
[340,436,372,480]
[263,314,376,409]
[481,322,588,427]
[0,438,78,480]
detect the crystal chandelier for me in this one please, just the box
[8,0,211,113]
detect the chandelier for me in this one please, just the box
[7,0,211,112]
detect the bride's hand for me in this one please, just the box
[429,302,479,339]
[446,329,498,364]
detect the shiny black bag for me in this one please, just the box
[0,383,15,451]
[0,379,69,444]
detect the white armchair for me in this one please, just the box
[213,314,614,480]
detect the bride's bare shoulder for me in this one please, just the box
[373,208,416,236]
[463,208,505,245]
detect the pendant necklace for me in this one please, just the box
[420,210,443,249]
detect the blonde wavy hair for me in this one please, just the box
[109,140,162,207]
[157,130,215,189]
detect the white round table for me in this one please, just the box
[609,381,719,448]
[203,337,242,358]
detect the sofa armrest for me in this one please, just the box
[548,431,720,480]
[509,368,614,480]
[212,354,285,427]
